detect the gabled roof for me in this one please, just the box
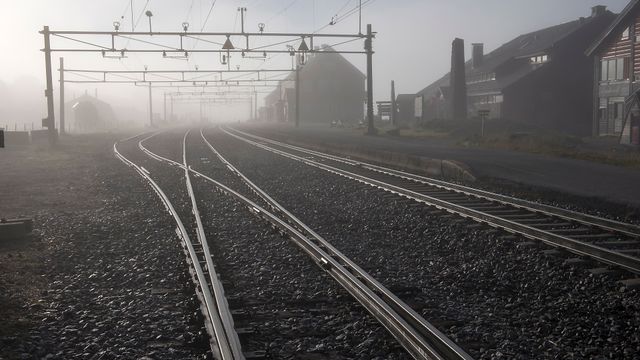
[279,45,366,83]
[305,45,365,78]
[587,0,640,56]
[417,11,616,97]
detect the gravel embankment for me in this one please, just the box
[1,136,210,359]
[206,128,640,359]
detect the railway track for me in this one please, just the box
[115,133,244,360]
[223,126,640,276]
[116,130,473,360]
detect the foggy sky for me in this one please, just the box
[0,0,630,128]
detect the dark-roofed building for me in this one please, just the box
[262,45,366,124]
[417,6,616,136]
[587,0,640,145]
[66,92,118,133]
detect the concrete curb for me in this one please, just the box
[286,140,477,182]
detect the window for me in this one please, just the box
[608,59,617,80]
[601,57,631,81]
[472,94,503,105]
[530,54,549,64]
[622,26,631,40]
[466,72,496,84]
[616,58,624,80]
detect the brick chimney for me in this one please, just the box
[472,43,484,69]
[591,5,607,17]
[450,38,467,121]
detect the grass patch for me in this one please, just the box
[379,119,640,169]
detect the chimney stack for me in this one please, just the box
[450,38,467,121]
[591,5,607,17]
[472,43,484,69]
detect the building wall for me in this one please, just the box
[594,13,639,137]
[298,54,365,124]
[501,17,611,136]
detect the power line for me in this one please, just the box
[200,0,218,31]
[133,0,151,31]
[314,0,376,33]
[335,0,354,16]
[265,0,300,25]
[185,0,196,23]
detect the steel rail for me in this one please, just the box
[226,128,640,231]
[139,129,472,360]
[230,128,640,238]
[181,130,245,359]
[223,127,640,274]
[198,128,472,360]
[113,135,239,360]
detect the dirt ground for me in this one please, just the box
[0,134,123,348]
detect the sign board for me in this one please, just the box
[478,109,490,119]
[414,95,423,118]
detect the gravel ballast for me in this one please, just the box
[204,128,640,359]
[1,135,210,359]
[141,130,410,358]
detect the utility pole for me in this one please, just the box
[170,95,174,122]
[390,80,397,127]
[59,57,65,135]
[365,24,375,135]
[295,64,300,127]
[238,7,247,33]
[358,0,363,34]
[239,7,249,50]
[146,11,153,33]
[254,90,258,121]
[41,26,57,145]
[148,83,153,127]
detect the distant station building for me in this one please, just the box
[415,6,615,136]
[65,92,118,133]
[587,0,640,145]
[395,94,420,128]
[262,45,366,125]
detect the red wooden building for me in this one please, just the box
[588,0,640,145]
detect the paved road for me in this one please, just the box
[238,123,640,207]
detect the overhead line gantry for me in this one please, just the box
[41,16,376,145]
